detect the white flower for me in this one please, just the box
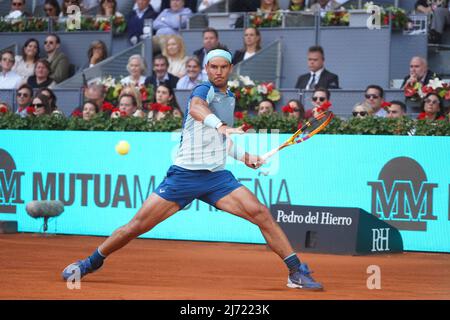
[6,10,23,20]
[102,76,116,87]
[227,79,239,88]
[363,1,374,9]
[239,75,255,87]
[256,85,267,95]
[427,78,443,90]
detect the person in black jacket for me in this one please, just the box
[193,28,221,69]
[127,0,158,45]
[232,27,261,65]
[295,46,339,90]
[144,54,179,89]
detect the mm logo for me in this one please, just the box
[0,149,25,213]
[367,157,437,231]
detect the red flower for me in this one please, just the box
[445,90,450,100]
[417,112,445,121]
[159,105,173,113]
[234,111,244,119]
[242,123,253,132]
[234,90,241,99]
[383,15,389,25]
[253,16,262,26]
[120,111,127,117]
[316,101,332,113]
[281,105,294,113]
[263,82,274,92]
[26,106,35,115]
[381,101,391,110]
[102,102,114,112]
[404,85,417,97]
[72,109,82,117]
[150,103,162,111]
[0,106,8,113]
[422,86,434,94]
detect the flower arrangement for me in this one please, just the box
[96,76,155,107]
[322,10,349,26]
[64,16,126,33]
[228,76,281,110]
[404,78,450,102]
[362,2,409,30]
[249,9,283,28]
[0,17,48,32]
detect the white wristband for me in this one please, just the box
[204,113,223,130]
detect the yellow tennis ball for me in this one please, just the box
[115,140,130,155]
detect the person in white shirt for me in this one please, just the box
[0,51,22,89]
[120,54,147,87]
[176,56,206,89]
[13,38,40,82]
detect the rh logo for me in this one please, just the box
[372,228,390,252]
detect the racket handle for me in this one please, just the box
[251,147,279,168]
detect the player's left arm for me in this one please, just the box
[227,139,264,169]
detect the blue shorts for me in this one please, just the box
[155,165,243,209]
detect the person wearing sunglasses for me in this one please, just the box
[285,99,305,122]
[31,93,53,117]
[15,84,33,117]
[43,0,61,25]
[304,87,330,118]
[386,101,407,119]
[364,84,387,117]
[44,34,70,84]
[417,92,446,121]
[352,101,373,119]
[295,46,339,90]
[0,50,22,89]
[6,0,31,18]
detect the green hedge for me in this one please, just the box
[1,112,450,136]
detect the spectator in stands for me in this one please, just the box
[13,38,40,82]
[15,84,33,117]
[145,54,179,89]
[149,83,183,120]
[84,40,108,69]
[259,0,280,13]
[0,51,22,89]
[6,0,31,18]
[43,0,61,18]
[37,87,60,113]
[127,0,158,45]
[27,59,56,89]
[71,83,111,116]
[120,85,145,112]
[176,56,206,89]
[114,94,139,117]
[305,87,330,118]
[44,34,70,84]
[82,0,100,12]
[153,0,192,36]
[198,0,221,12]
[415,0,449,43]
[286,99,305,122]
[162,35,188,78]
[295,46,339,90]
[364,85,386,117]
[417,92,446,120]
[401,56,439,89]
[288,0,305,11]
[232,27,261,65]
[310,0,341,16]
[352,101,373,118]
[386,101,407,119]
[257,99,275,116]
[193,28,221,69]
[161,0,198,12]
[82,100,99,121]
[32,93,53,116]
[97,0,123,19]
[60,0,82,17]
[120,55,148,86]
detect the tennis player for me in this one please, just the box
[62,48,323,290]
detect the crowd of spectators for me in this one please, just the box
[0,0,449,126]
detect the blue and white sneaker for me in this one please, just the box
[62,258,99,281]
[287,263,323,291]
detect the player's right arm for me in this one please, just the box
[189,96,244,136]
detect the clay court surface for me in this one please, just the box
[0,233,449,300]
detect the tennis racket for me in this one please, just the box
[254,110,334,166]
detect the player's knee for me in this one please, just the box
[251,205,273,228]
[125,219,146,237]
